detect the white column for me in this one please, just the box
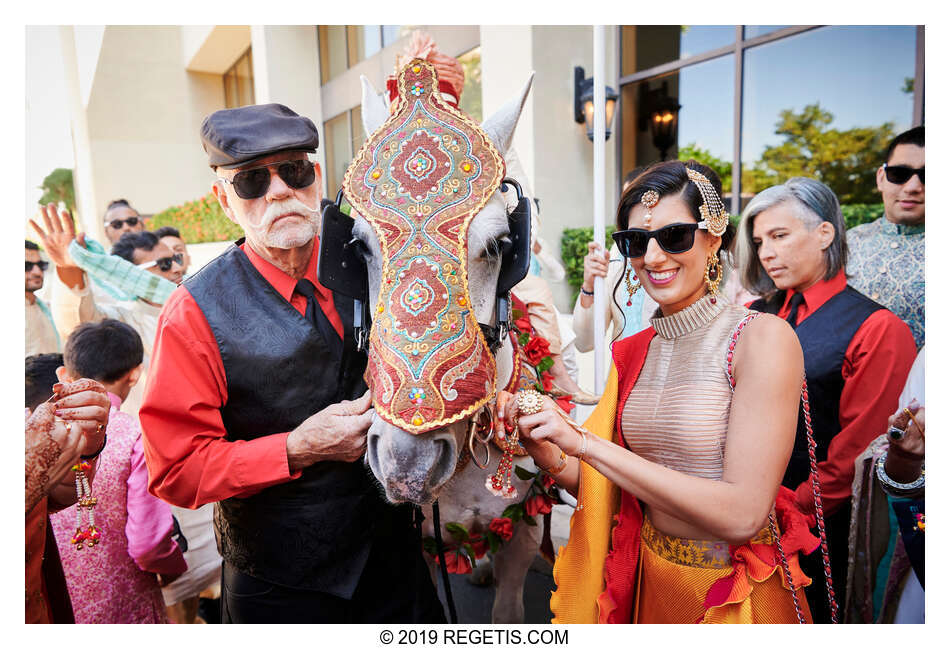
[592,25,607,394]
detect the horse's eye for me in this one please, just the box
[479,236,510,261]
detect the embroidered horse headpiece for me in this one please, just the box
[342,59,506,434]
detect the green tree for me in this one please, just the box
[38,168,76,212]
[745,103,894,204]
[677,143,732,192]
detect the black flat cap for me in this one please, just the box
[200,103,320,169]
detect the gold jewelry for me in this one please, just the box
[487,390,546,499]
[624,263,640,307]
[539,449,568,476]
[516,390,545,416]
[577,431,590,462]
[704,252,723,297]
[641,189,659,226]
[685,167,728,236]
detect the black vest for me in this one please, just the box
[185,242,412,597]
[750,285,883,488]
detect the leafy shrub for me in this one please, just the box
[560,226,615,303]
[150,193,244,243]
[841,203,884,230]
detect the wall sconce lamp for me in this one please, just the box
[637,81,681,160]
[574,66,619,142]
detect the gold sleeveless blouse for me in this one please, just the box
[621,295,751,480]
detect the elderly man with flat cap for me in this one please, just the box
[139,104,445,624]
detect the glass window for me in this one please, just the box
[621,26,735,75]
[324,112,351,196]
[741,26,916,207]
[223,48,255,108]
[744,26,792,39]
[458,47,482,122]
[350,105,366,156]
[347,25,382,65]
[382,25,403,47]
[318,26,348,84]
[619,55,734,196]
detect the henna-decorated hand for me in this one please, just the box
[25,401,84,514]
[52,378,110,457]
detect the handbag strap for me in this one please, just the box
[725,312,839,623]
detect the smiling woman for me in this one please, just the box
[505,159,820,624]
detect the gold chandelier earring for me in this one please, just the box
[704,252,723,303]
[624,263,640,306]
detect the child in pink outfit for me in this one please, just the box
[50,320,186,623]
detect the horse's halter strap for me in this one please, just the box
[342,59,506,434]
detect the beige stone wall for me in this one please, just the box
[78,26,226,241]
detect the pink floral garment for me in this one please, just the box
[50,393,186,623]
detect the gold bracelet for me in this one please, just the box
[577,431,590,463]
[539,449,568,476]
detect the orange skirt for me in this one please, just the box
[633,517,812,624]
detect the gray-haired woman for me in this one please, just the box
[739,176,917,623]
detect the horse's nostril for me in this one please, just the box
[366,429,381,477]
[430,437,457,487]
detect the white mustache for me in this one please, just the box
[259,198,320,230]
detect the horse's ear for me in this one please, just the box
[481,72,534,155]
[361,75,389,137]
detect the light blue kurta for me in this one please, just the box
[846,217,924,348]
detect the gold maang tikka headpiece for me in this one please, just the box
[685,168,728,236]
[641,189,659,226]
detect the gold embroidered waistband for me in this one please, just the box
[640,516,775,569]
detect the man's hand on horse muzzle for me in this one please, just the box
[285,390,374,472]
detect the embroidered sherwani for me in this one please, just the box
[846,217,924,348]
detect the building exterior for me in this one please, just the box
[57,25,923,311]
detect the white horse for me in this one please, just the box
[351,73,543,623]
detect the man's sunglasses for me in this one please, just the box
[25,261,49,272]
[137,253,183,272]
[219,159,316,200]
[883,164,925,185]
[107,216,141,229]
[612,223,701,258]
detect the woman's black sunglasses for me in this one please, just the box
[26,261,49,272]
[220,159,316,199]
[612,223,701,258]
[883,164,924,185]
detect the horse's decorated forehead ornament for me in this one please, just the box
[342,59,505,434]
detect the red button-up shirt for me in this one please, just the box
[764,270,916,516]
[139,240,343,509]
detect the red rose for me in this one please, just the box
[514,315,533,334]
[470,536,489,559]
[524,337,551,365]
[436,550,472,574]
[541,372,554,392]
[555,395,573,413]
[489,517,514,541]
[542,474,556,490]
[524,493,554,517]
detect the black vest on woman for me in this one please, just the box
[750,285,883,622]
[750,285,883,488]
[185,242,413,598]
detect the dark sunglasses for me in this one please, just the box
[612,223,701,258]
[220,159,316,199]
[883,164,924,185]
[107,216,140,229]
[25,260,49,272]
[137,253,183,272]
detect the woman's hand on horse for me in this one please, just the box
[496,390,581,456]
[286,390,373,471]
